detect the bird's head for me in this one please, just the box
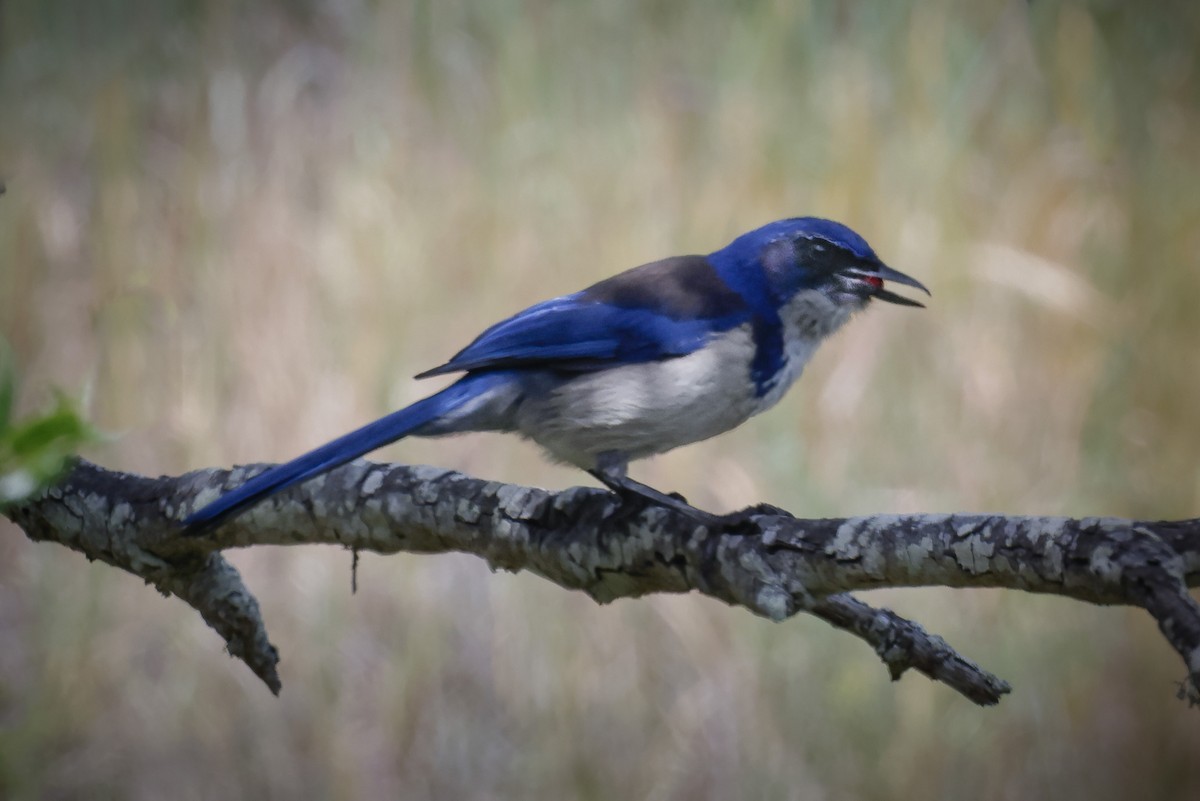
[720,217,930,311]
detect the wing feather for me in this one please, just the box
[416,256,751,378]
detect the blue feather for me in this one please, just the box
[722,217,879,263]
[416,256,753,378]
[183,373,506,533]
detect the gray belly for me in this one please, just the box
[513,329,763,468]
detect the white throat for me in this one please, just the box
[757,289,858,411]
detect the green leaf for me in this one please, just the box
[0,344,101,509]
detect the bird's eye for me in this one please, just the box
[812,243,826,253]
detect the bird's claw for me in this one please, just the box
[719,502,795,535]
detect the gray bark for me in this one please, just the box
[6,458,1199,707]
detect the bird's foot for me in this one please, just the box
[612,485,721,528]
[588,468,720,528]
[719,502,796,536]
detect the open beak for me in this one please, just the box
[858,262,931,308]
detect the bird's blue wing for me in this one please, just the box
[416,255,752,378]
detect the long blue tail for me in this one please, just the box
[184,375,498,534]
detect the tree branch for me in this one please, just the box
[5,459,1199,706]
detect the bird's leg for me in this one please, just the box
[588,453,720,526]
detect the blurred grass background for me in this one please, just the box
[3,0,1200,798]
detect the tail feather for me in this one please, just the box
[183,376,492,534]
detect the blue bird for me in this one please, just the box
[184,217,928,532]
